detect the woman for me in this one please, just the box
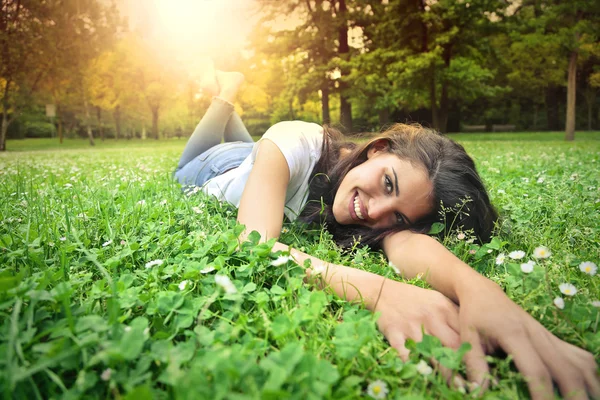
[175,67,599,399]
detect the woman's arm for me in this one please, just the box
[237,138,462,361]
[383,231,600,400]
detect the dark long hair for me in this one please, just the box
[298,123,498,249]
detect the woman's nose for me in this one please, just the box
[368,197,394,225]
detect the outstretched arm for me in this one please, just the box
[237,138,463,363]
[383,231,600,400]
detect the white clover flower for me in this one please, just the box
[137,200,146,206]
[416,360,433,376]
[64,183,73,188]
[389,261,400,274]
[591,300,600,308]
[102,239,113,247]
[311,262,327,276]
[271,255,292,267]
[457,232,465,240]
[215,274,237,294]
[60,237,67,241]
[553,297,565,309]
[537,177,545,184]
[520,260,535,274]
[178,280,188,291]
[160,199,168,205]
[532,246,551,259]
[495,253,506,265]
[145,259,163,269]
[120,240,127,245]
[559,283,577,296]
[508,250,526,260]
[48,242,55,247]
[579,261,597,276]
[497,189,506,194]
[200,265,216,274]
[366,379,389,399]
[101,368,112,381]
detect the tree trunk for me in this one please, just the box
[378,107,390,128]
[83,98,95,146]
[321,82,330,125]
[152,107,159,140]
[565,50,577,141]
[96,106,104,141]
[430,69,439,131]
[0,111,8,152]
[337,0,352,133]
[114,105,121,140]
[57,110,63,144]
[438,46,452,133]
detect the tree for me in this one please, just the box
[253,0,355,131]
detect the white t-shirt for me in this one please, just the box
[202,121,324,221]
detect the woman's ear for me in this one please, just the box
[366,139,390,159]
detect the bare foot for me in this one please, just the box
[199,58,219,97]
[216,71,245,103]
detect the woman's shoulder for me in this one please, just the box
[264,120,323,137]
[262,121,324,150]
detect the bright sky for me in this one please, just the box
[121,0,262,73]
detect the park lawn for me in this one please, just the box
[1,132,599,399]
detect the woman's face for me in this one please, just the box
[332,144,434,229]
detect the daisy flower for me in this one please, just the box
[559,283,577,297]
[200,265,216,274]
[366,379,389,399]
[389,261,400,274]
[532,246,551,259]
[509,250,526,260]
[495,253,506,265]
[520,260,535,274]
[101,368,112,381]
[416,360,433,376]
[553,297,565,310]
[145,259,163,269]
[271,255,292,267]
[215,275,237,294]
[579,261,597,276]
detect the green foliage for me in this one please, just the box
[0,133,598,397]
[23,121,56,138]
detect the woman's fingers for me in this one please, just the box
[386,330,410,362]
[562,341,600,399]
[460,324,490,394]
[530,331,591,400]
[499,336,555,400]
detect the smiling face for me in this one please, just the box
[332,143,434,229]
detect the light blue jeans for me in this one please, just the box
[174,97,254,186]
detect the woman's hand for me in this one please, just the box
[373,279,461,362]
[382,231,600,399]
[456,280,600,400]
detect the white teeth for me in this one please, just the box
[354,196,364,220]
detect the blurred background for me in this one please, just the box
[0,0,598,150]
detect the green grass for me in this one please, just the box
[1,132,599,399]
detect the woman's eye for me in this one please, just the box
[385,175,393,193]
[395,212,404,224]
